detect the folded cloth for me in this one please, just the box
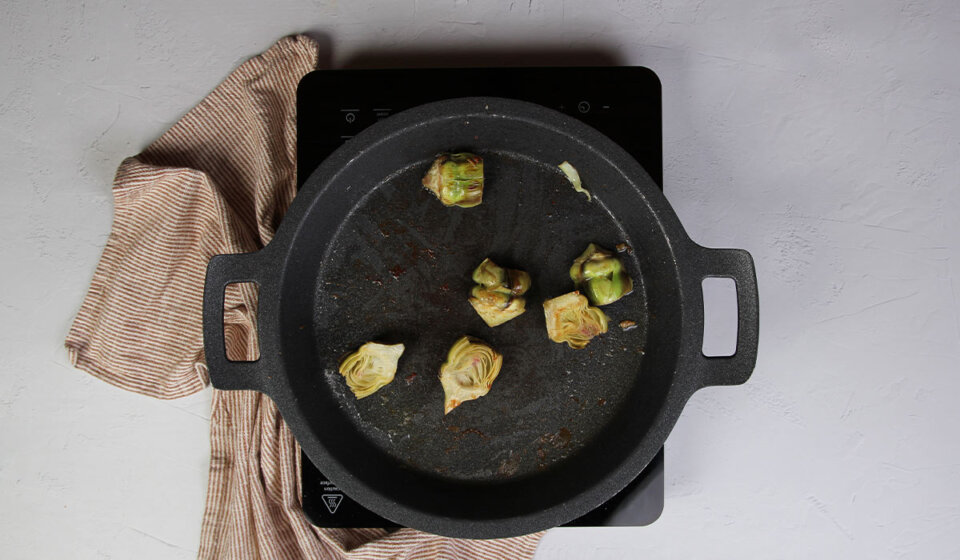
[65,34,545,559]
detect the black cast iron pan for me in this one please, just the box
[203,97,758,538]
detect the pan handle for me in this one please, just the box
[688,246,759,387]
[202,251,270,394]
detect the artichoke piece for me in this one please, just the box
[470,286,526,327]
[338,342,405,399]
[569,243,634,306]
[543,292,610,349]
[471,257,507,289]
[422,152,484,208]
[503,268,532,296]
[558,161,591,201]
[439,335,503,414]
[473,258,532,296]
[468,258,531,327]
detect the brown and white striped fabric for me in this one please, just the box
[65,35,545,560]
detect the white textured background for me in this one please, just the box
[2,0,959,558]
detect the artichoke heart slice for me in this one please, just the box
[422,152,484,208]
[543,291,610,349]
[569,243,634,306]
[439,335,503,414]
[338,342,405,399]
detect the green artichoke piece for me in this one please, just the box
[422,152,484,208]
[569,243,634,306]
[505,268,532,296]
[472,257,507,288]
[468,258,531,327]
[471,285,512,310]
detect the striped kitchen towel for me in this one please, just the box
[65,34,544,560]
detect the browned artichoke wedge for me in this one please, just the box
[543,291,609,349]
[439,335,503,414]
[468,258,531,327]
[422,153,484,207]
[469,286,526,327]
[338,342,405,399]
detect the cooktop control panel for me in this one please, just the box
[297,67,663,190]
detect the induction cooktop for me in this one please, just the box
[296,66,665,529]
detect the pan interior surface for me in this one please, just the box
[310,150,649,481]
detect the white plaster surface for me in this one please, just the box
[2,1,959,558]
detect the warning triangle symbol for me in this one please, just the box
[322,493,343,514]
